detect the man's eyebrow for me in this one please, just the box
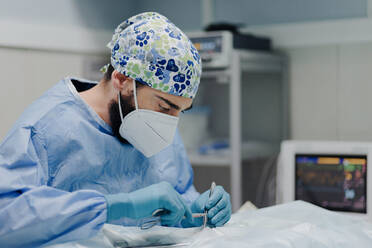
[155,95,180,110]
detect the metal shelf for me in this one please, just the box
[188,153,230,167]
[202,50,285,81]
[188,141,279,167]
[238,49,284,73]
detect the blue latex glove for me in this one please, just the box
[104,181,193,226]
[182,185,231,227]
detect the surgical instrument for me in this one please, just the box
[203,181,216,228]
[140,209,207,230]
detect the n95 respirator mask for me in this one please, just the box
[118,80,179,157]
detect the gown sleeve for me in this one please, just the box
[172,130,200,205]
[0,126,107,248]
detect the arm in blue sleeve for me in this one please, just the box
[172,130,200,206]
[0,127,107,248]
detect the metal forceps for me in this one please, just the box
[203,181,216,229]
[140,210,208,230]
[139,209,169,230]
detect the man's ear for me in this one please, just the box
[111,70,133,96]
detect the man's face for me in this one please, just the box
[109,82,193,144]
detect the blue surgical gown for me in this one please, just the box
[0,77,199,247]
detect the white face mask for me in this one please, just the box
[118,80,179,157]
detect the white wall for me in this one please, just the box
[0,48,106,139]
[338,43,372,140]
[287,42,372,141]
[0,0,122,139]
[288,45,339,139]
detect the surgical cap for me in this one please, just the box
[105,12,202,99]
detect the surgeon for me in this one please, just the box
[0,12,231,247]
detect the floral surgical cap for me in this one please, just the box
[105,12,202,99]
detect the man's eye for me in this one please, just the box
[159,105,170,111]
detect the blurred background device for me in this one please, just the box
[277,140,372,221]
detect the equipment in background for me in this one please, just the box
[183,31,288,211]
[277,140,372,221]
[205,22,271,51]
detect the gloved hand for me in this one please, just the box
[104,181,193,226]
[182,185,231,227]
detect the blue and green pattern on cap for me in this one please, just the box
[107,12,202,99]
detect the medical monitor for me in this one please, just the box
[277,141,372,221]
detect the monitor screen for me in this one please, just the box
[295,154,367,213]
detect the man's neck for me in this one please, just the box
[79,80,114,125]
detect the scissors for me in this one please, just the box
[139,209,207,230]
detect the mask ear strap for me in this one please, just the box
[118,92,124,120]
[132,80,139,110]
[118,79,139,121]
